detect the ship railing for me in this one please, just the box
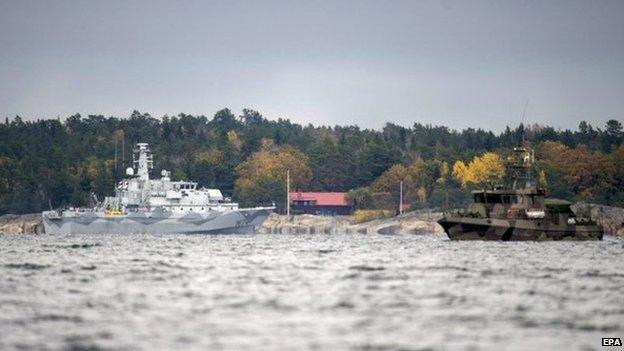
[444,208,486,219]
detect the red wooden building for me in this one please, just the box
[289,192,354,215]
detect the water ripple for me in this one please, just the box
[0,233,622,350]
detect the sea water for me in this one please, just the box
[1,233,623,350]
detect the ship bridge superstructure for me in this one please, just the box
[102,143,238,214]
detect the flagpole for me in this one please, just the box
[286,170,290,216]
[399,180,403,215]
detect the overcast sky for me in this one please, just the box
[0,0,622,131]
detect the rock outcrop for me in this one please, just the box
[259,210,445,235]
[0,214,44,234]
[571,203,624,235]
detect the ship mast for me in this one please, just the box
[133,143,153,181]
[506,147,535,190]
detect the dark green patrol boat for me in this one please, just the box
[438,147,603,241]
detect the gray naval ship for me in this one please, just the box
[42,143,274,235]
[438,147,603,241]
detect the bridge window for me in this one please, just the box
[485,194,503,203]
[502,195,519,204]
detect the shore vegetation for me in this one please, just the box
[0,110,622,214]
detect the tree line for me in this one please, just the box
[0,109,622,214]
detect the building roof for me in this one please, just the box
[289,192,349,206]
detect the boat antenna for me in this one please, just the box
[520,99,529,145]
[114,137,118,176]
[122,134,125,168]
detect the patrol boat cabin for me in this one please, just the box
[438,147,603,240]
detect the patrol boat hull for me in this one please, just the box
[42,207,273,235]
[438,216,603,241]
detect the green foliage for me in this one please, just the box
[0,111,623,214]
[307,138,356,191]
[346,187,374,209]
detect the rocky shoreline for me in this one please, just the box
[258,210,445,235]
[571,203,624,236]
[0,214,44,234]
[1,203,623,235]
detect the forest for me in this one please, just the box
[0,109,622,214]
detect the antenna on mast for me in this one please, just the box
[520,99,529,145]
[114,137,118,175]
[122,135,125,168]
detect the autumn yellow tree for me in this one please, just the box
[451,161,469,185]
[437,161,449,184]
[235,141,311,212]
[452,152,505,189]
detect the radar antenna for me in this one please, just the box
[132,143,153,181]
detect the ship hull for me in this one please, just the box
[42,208,273,235]
[438,216,603,241]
